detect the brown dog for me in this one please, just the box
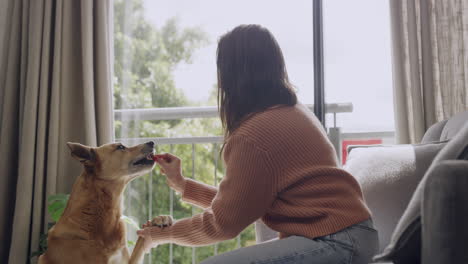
[38,142,173,264]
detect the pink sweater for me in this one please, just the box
[148,104,370,246]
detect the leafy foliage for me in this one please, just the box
[30,223,54,258]
[31,195,70,258]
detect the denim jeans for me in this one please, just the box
[201,219,379,264]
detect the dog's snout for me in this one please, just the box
[146,141,155,148]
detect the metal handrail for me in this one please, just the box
[342,131,395,140]
[118,136,224,145]
[114,103,353,121]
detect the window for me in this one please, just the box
[323,0,394,134]
[323,0,395,162]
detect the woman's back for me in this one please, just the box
[224,103,371,239]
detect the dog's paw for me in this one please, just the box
[150,215,173,228]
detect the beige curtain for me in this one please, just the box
[390,0,468,144]
[0,0,114,263]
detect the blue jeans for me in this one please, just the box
[201,219,379,264]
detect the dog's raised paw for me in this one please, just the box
[150,215,173,228]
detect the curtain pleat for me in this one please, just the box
[0,1,114,263]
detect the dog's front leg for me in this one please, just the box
[129,215,173,264]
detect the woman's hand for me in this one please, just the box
[136,227,154,254]
[154,153,186,193]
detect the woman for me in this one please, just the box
[137,24,378,264]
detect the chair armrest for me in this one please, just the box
[422,160,468,264]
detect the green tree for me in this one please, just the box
[113,1,256,263]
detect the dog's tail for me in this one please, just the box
[129,237,146,264]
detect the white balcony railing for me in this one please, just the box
[114,103,353,121]
[115,103,353,146]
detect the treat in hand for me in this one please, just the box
[152,153,186,193]
[152,154,171,162]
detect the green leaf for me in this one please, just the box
[47,194,69,222]
[127,240,136,247]
[49,204,66,222]
[121,215,140,230]
[48,194,69,204]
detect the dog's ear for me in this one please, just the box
[67,142,96,164]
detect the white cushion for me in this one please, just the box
[344,141,446,252]
[344,145,416,251]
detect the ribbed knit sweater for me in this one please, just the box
[146,104,371,246]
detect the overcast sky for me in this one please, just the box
[143,0,394,132]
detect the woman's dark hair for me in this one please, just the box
[217,24,297,138]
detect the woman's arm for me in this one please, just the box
[181,178,218,209]
[139,135,276,247]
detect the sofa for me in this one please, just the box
[255,110,468,264]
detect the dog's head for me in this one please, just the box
[67,141,156,181]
